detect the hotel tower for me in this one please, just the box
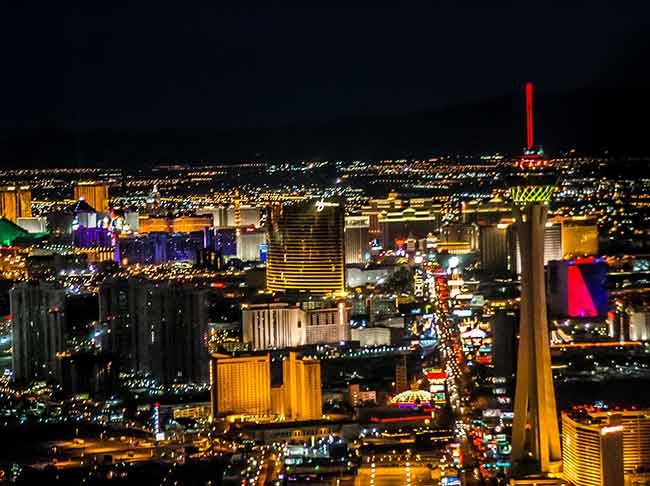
[266,199,345,294]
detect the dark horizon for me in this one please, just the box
[1,82,649,166]
[2,4,650,165]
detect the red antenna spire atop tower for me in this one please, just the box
[525,82,534,150]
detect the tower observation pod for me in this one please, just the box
[509,83,563,479]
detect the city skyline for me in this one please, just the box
[0,136,649,485]
[1,4,650,486]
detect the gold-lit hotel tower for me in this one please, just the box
[0,186,31,222]
[562,408,650,485]
[210,351,322,421]
[561,411,625,486]
[74,182,109,212]
[510,83,562,478]
[266,200,345,294]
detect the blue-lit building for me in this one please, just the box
[117,231,205,265]
[213,228,237,257]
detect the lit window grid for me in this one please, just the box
[266,203,345,294]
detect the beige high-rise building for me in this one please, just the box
[629,308,650,341]
[74,182,109,212]
[350,327,391,347]
[236,227,266,261]
[513,220,562,274]
[0,186,31,222]
[242,303,306,349]
[304,303,350,345]
[210,353,271,417]
[242,302,350,350]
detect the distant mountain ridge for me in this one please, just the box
[0,83,648,167]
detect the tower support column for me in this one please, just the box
[511,203,562,474]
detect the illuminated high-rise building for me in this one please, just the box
[236,226,266,261]
[242,301,350,350]
[351,326,391,346]
[209,351,322,421]
[0,186,32,222]
[361,194,443,245]
[138,215,213,234]
[210,353,272,417]
[462,195,511,225]
[74,182,109,213]
[564,409,650,475]
[395,354,408,394]
[439,223,479,251]
[344,215,370,264]
[620,411,650,473]
[510,83,563,477]
[11,281,66,383]
[561,218,598,258]
[513,219,562,273]
[303,302,350,344]
[242,303,306,349]
[281,351,322,421]
[266,200,345,294]
[492,309,518,379]
[562,411,624,486]
[378,206,443,249]
[99,278,210,384]
[208,204,261,229]
[361,191,405,238]
[608,298,630,343]
[547,258,608,318]
[479,223,511,273]
[510,209,598,277]
[233,188,242,237]
[628,306,650,341]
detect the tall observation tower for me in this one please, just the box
[510,83,563,479]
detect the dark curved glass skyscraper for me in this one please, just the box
[266,200,345,294]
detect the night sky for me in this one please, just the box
[1,4,650,162]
